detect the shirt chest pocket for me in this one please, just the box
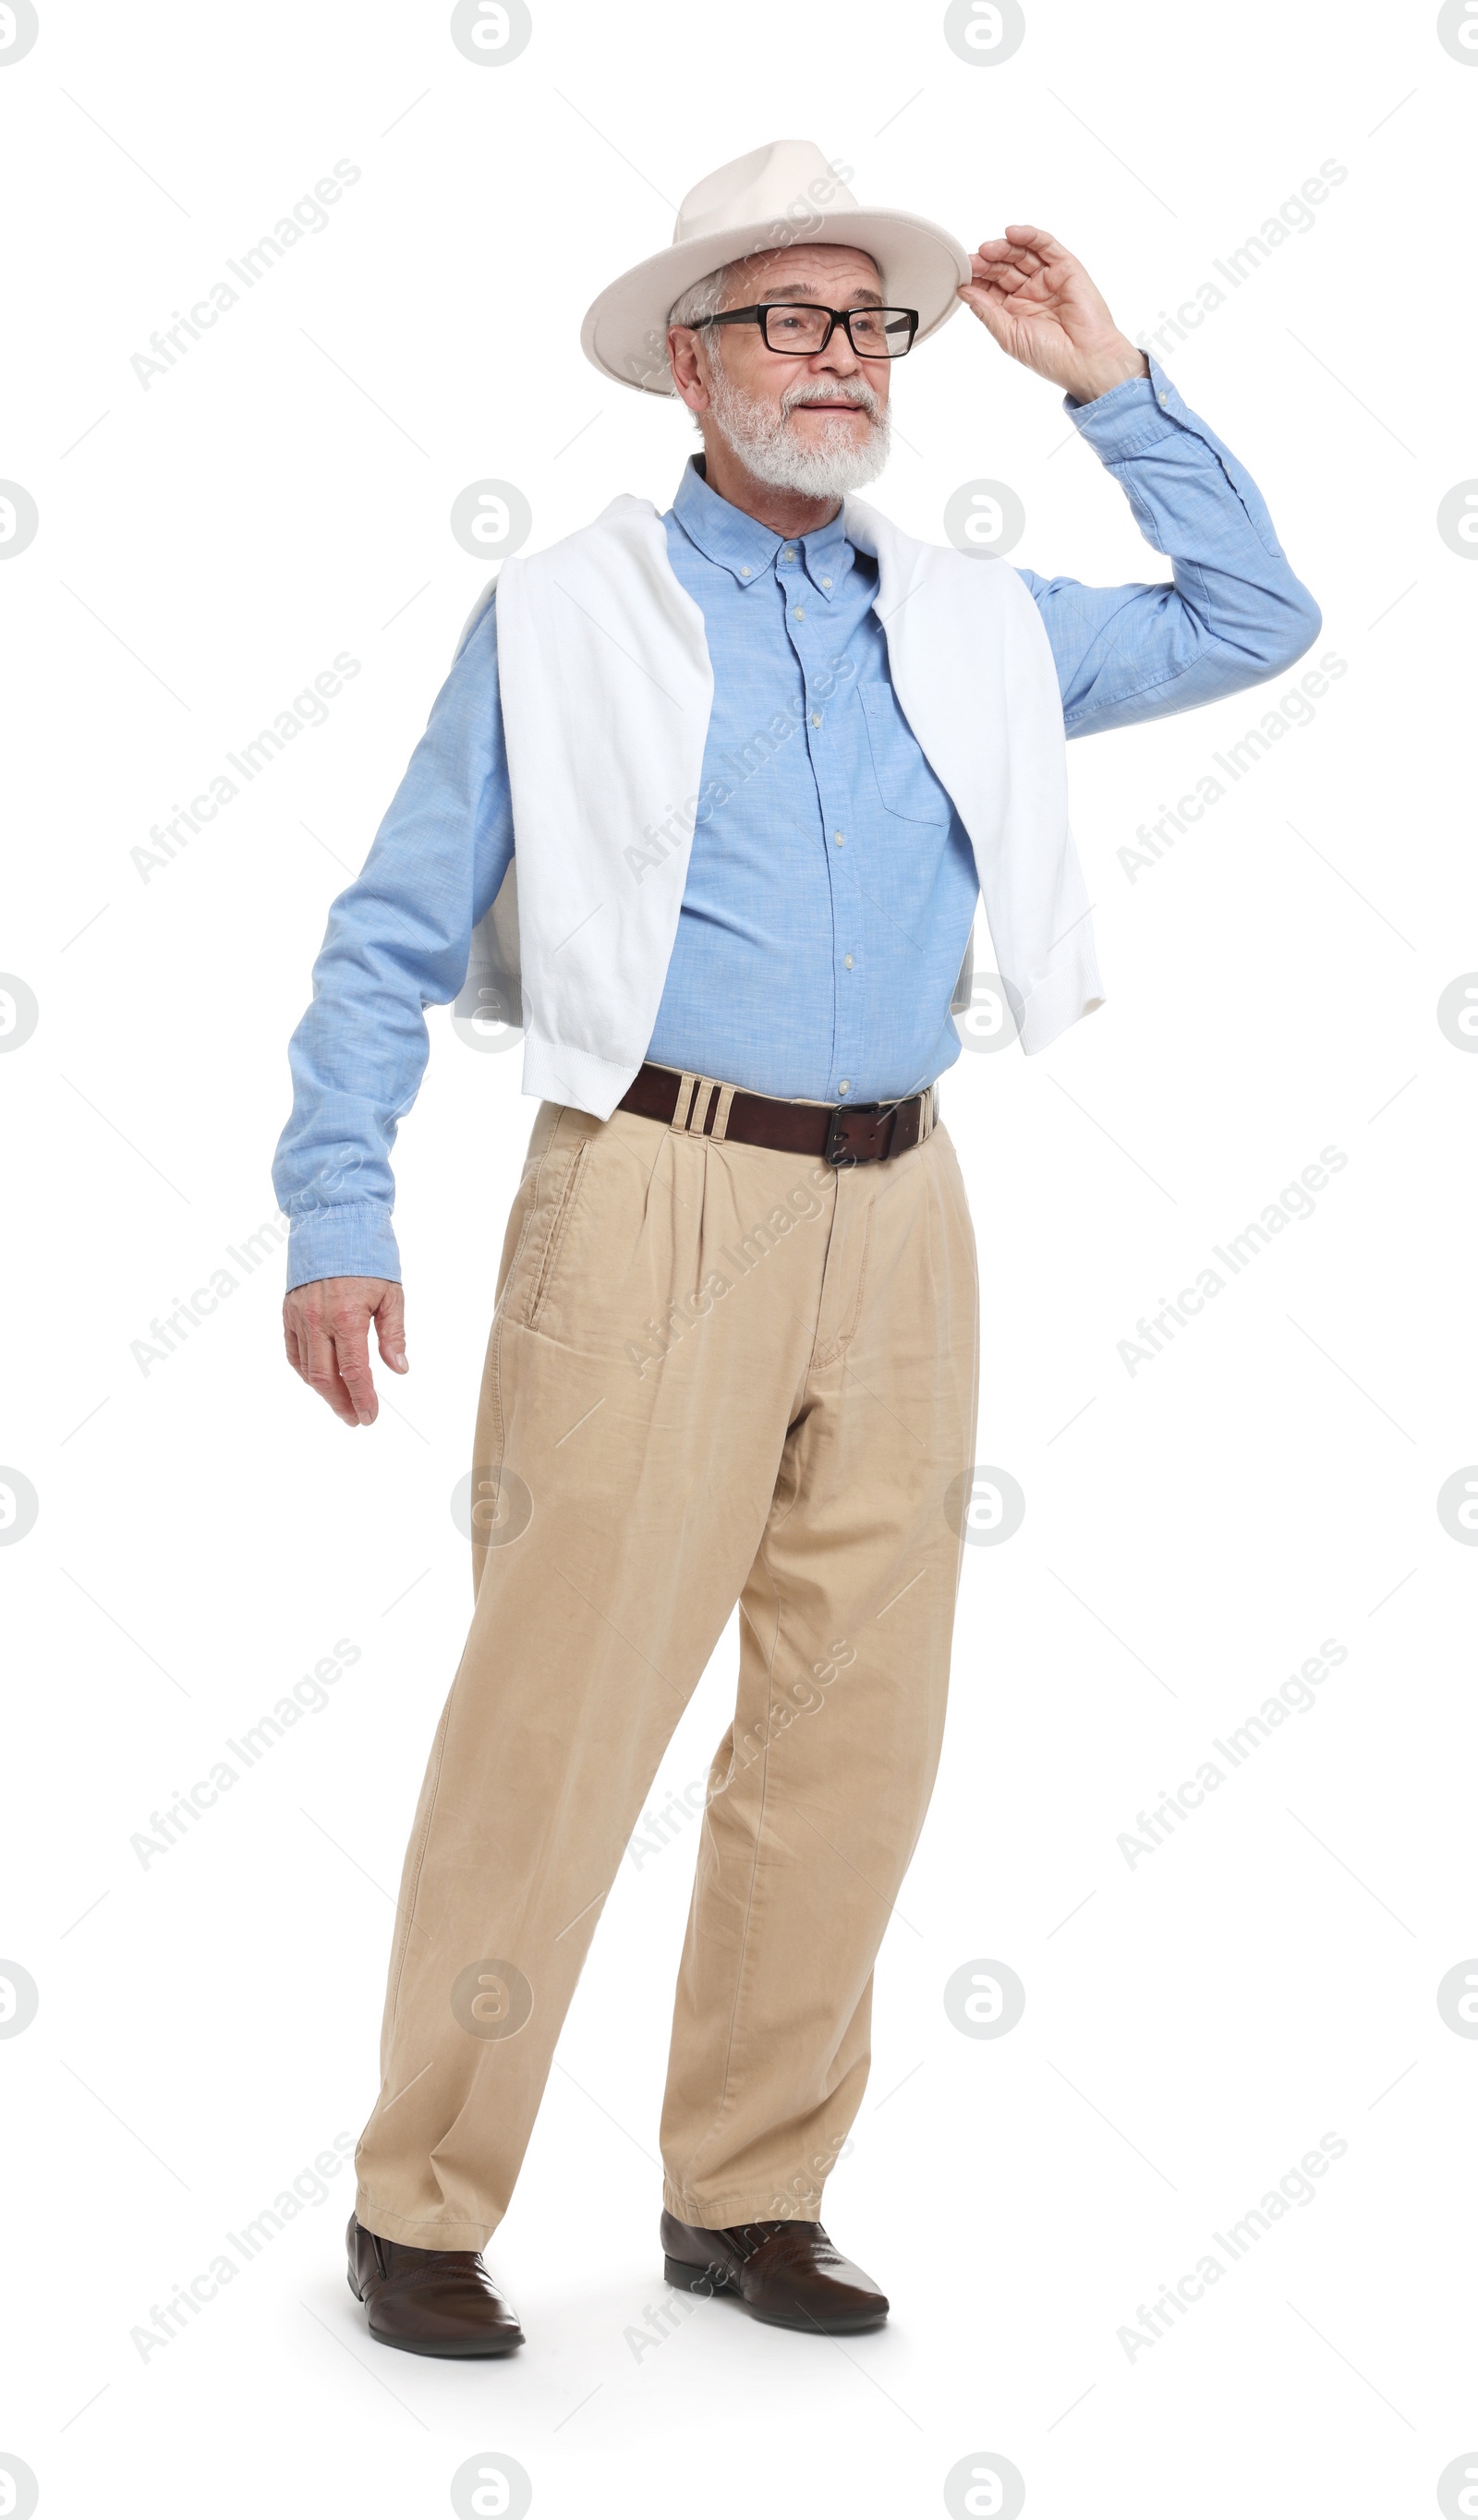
[857,682,952,826]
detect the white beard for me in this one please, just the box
[705,369,891,499]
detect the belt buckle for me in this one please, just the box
[825,1100,883,1168]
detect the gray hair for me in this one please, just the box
[667,261,736,338]
[666,262,738,414]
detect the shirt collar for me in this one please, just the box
[668,456,855,598]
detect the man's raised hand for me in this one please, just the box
[283,1276,406,1427]
[959,226,1148,405]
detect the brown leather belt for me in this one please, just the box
[616,1062,937,1167]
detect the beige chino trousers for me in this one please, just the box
[356,1086,979,2248]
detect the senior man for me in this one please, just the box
[275,139,1319,2355]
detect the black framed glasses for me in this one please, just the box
[700,302,920,359]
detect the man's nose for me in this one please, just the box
[813,322,862,375]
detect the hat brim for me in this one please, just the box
[580,208,973,396]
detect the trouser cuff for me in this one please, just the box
[356,2192,496,2251]
[662,2179,824,2226]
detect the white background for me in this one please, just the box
[3,2,1476,2514]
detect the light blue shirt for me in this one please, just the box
[273,356,1321,1290]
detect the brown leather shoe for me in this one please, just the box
[660,2211,888,2333]
[346,2214,524,2356]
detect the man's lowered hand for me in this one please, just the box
[284,1276,407,1426]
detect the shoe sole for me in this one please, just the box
[662,2254,887,2333]
[348,2272,525,2356]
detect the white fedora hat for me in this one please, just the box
[581,136,972,397]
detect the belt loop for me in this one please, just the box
[670,1072,697,1133]
[689,1078,717,1136]
[926,1085,938,1138]
[709,1083,735,1144]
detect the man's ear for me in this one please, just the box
[668,326,712,414]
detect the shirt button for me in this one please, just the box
[811,712,822,728]
[740,563,751,577]
[794,606,806,621]
[844,954,854,968]
[1157,391,1168,406]
[782,545,795,562]
[839,1081,850,1094]
[832,830,844,845]
[820,575,832,589]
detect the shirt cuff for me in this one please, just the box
[284,1200,402,1294]
[1064,353,1186,458]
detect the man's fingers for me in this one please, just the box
[374,1282,408,1374]
[332,1328,379,1424]
[974,232,1063,278]
[960,282,1049,342]
[971,238,1033,269]
[969,248,1046,292]
[974,230,1053,257]
[283,1277,397,1425]
[958,288,1022,355]
[1002,224,1065,257]
[298,1315,360,1424]
[959,283,1012,324]
[969,266,1036,303]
